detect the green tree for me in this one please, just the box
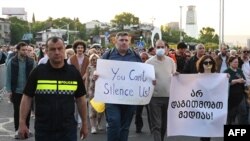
[31,21,47,32]
[9,17,29,45]
[91,25,101,36]
[111,12,139,30]
[204,42,219,51]
[161,25,189,44]
[183,34,198,43]
[198,27,219,44]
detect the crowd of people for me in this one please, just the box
[0,31,250,141]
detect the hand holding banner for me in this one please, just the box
[94,59,155,105]
[167,73,229,137]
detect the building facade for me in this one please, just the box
[247,39,250,48]
[0,18,10,44]
[168,22,179,31]
[35,28,78,45]
[185,5,198,38]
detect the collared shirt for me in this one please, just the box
[102,47,141,62]
[6,56,36,93]
[242,59,250,86]
[23,60,86,131]
[38,55,48,65]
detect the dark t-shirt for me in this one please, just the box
[224,68,246,110]
[23,61,86,131]
[175,53,186,73]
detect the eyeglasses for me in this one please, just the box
[243,51,250,54]
[156,46,165,49]
[119,39,128,42]
[203,61,213,65]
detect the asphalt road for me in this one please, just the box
[0,90,224,141]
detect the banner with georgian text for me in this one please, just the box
[94,59,155,105]
[167,73,229,137]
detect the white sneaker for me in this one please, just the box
[91,127,97,134]
[14,131,20,139]
[31,113,35,119]
[14,130,33,139]
[28,130,33,137]
[97,125,104,131]
[77,123,81,129]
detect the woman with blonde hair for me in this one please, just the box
[65,48,75,59]
[85,53,104,134]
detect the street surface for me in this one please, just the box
[0,90,223,141]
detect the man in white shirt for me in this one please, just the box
[146,40,176,141]
[238,47,250,124]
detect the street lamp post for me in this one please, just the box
[67,24,69,44]
[59,21,70,44]
[219,0,224,47]
[180,6,183,42]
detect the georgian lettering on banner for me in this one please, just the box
[167,74,229,137]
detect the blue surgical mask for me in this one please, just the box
[156,48,165,56]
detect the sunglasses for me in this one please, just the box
[243,51,250,54]
[203,61,213,65]
[119,39,128,42]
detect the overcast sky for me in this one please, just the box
[0,0,249,37]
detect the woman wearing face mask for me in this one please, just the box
[146,40,176,141]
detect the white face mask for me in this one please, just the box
[156,48,165,56]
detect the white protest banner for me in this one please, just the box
[167,73,229,137]
[94,59,155,105]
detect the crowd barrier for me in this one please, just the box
[0,64,6,89]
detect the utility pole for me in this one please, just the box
[221,0,224,45]
[219,0,224,48]
[67,24,69,44]
[180,6,183,42]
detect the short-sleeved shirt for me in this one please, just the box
[23,60,86,131]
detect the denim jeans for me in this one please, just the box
[135,105,143,132]
[35,127,77,141]
[105,104,136,141]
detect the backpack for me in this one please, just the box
[103,48,141,61]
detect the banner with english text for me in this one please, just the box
[167,74,229,137]
[94,59,155,105]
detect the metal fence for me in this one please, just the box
[0,64,6,101]
[0,64,6,89]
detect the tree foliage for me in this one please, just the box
[9,17,29,45]
[8,13,219,47]
[161,25,198,44]
[111,12,139,30]
[198,27,219,44]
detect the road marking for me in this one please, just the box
[0,117,15,136]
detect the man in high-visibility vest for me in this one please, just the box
[18,36,88,141]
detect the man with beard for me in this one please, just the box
[215,44,229,73]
